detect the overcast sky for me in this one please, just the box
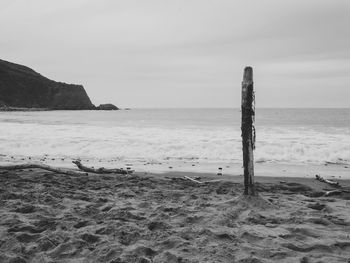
[1,0,349,108]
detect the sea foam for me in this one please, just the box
[0,119,349,166]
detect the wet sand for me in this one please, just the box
[2,154,349,181]
[0,169,349,263]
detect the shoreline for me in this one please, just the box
[144,171,350,195]
[1,154,349,180]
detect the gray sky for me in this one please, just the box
[1,0,350,108]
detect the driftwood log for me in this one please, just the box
[181,176,222,184]
[0,161,132,176]
[183,176,203,184]
[72,160,130,175]
[314,175,350,197]
[315,174,340,187]
[0,163,88,176]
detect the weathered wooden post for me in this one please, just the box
[241,66,256,196]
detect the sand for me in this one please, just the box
[0,169,349,263]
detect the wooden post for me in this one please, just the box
[241,66,256,196]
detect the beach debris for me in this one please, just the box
[180,176,222,184]
[183,176,203,184]
[315,174,340,187]
[217,167,223,176]
[325,159,348,165]
[72,160,131,175]
[0,163,88,176]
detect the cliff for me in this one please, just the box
[0,59,95,110]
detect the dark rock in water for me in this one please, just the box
[96,103,119,110]
[0,59,94,110]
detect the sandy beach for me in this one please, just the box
[2,1,350,262]
[0,168,349,263]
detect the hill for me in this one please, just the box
[0,59,95,110]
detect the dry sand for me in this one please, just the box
[0,169,349,263]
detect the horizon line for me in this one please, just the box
[124,107,350,110]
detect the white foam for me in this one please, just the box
[0,121,349,167]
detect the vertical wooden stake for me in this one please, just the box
[241,66,256,196]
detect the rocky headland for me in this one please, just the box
[0,59,119,111]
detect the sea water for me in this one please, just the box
[0,109,349,177]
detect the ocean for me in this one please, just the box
[0,108,349,178]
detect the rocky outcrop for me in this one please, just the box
[0,59,95,110]
[96,103,119,110]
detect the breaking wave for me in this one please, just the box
[0,121,349,166]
